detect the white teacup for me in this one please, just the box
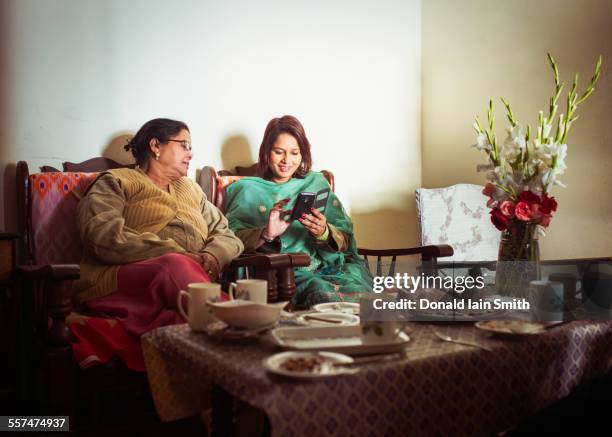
[360,320,404,344]
[529,280,564,322]
[228,279,268,304]
[177,282,222,331]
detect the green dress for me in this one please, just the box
[224,171,373,309]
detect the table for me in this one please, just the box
[142,320,612,436]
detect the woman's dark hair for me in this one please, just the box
[124,118,189,166]
[258,115,312,179]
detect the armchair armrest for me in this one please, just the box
[230,252,310,269]
[227,253,311,304]
[358,245,453,259]
[358,245,454,277]
[17,264,80,280]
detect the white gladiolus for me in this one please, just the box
[551,143,568,174]
[471,52,602,225]
[502,125,526,162]
[504,125,526,149]
[472,133,489,151]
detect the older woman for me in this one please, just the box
[75,118,243,335]
[224,115,372,309]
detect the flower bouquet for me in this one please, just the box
[472,53,602,295]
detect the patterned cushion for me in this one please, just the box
[215,175,244,210]
[29,172,99,265]
[416,184,500,262]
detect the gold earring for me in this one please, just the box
[155,152,160,160]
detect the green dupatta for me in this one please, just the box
[224,172,372,308]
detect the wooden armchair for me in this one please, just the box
[198,163,454,283]
[13,157,308,416]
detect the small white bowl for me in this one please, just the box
[207,299,288,329]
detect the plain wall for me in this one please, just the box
[422,0,612,259]
[2,0,610,258]
[0,0,422,249]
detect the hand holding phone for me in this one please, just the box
[299,207,328,238]
[290,192,316,221]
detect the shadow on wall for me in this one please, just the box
[101,132,137,166]
[350,192,420,250]
[220,134,254,171]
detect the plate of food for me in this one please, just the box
[312,302,360,315]
[475,320,547,337]
[296,311,360,326]
[263,351,357,379]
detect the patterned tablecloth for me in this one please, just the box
[142,321,612,437]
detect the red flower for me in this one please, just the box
[490,208,509,231]
[482,183,496,198]
[518,190,541,205]
[540,214,552,227]
[541,194,558,214]
[529,203,543,221]
[515,202,532,221]
[499,200,515,217]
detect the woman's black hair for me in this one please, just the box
[124,118,189,166]
[258,115,312,179]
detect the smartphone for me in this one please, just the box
[290,192,316,220]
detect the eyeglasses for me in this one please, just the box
[166,139,192,152]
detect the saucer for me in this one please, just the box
[263,351,357,380]
[204,320,277,341]
[475,320,546,337]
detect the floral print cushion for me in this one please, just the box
[29,172,99,265]
[416,184,500,262]
[215,175,244,210]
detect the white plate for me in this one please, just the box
[270,325,410,356]
[296,311,360,326]
[475,320,546,337]
[312,302,360,315]
[263,351,357,379]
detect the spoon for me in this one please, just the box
[304,315,343,324]
[432,330,493,352]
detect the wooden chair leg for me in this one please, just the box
[277,267,296,303]
[256,270,278,303]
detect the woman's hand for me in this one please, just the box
[200,252,220,279]
[187,252,220,279]
[299,208,328,238]
[264,199,291,240]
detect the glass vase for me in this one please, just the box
[495,221,541,298]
